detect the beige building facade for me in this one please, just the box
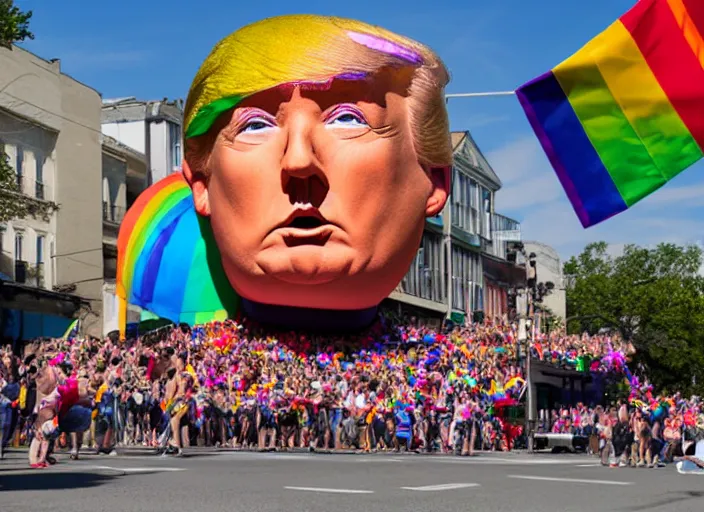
[0,45,103,337]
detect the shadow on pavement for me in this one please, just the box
[0,472,116,492]
[619,491,704,512]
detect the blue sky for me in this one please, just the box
[15,0,704,261]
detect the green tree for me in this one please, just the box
[0,0,33,49]
[0,1,56,223]
[564,242,704,394]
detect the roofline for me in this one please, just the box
[100,134,147,163]
[10,44,103,97]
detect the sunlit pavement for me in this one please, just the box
[1,449,702,512]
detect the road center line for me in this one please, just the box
[508,475,632,486]
[401,483,480,492]
[285,486,374,494]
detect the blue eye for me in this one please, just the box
[328,110,368,127]
[241,117,275,132]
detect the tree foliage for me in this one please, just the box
[0,151,57,223]
[564,242,704,394]
[0,0,33,49]
[0,1,56,223]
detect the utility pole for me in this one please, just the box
[526,252,537,453]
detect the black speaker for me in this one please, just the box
[473,310,485,324]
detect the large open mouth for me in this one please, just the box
[288,216,325,230]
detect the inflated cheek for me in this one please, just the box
[208,149,271,243]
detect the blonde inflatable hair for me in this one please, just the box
[184,14,452,171]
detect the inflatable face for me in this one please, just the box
[117,15,452,328]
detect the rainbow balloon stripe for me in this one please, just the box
[517,0,704,228]
[116,173,239,331]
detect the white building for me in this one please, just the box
[523,241,566,320]
[0,125,57,290]
[101,98,183,185]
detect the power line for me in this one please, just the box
[52,247,104,259]
[1,90,103,136]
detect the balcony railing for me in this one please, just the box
[103,201,126,224]
[13,175,53,202]
[488,212,521,260]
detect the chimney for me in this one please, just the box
[49,58,61,72]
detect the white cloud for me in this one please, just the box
[638,183,704,207]
[487,135,704,261]
[487,136,563,211]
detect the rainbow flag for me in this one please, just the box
[61,319,79,340]
[116,173,239,338]
[517,0,704,228]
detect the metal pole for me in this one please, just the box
[526,290,534,453]
[445,91,516,98]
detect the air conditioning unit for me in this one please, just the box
[14,260,27,283]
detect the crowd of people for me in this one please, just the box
[1,311,702,470]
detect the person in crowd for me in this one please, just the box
[6,313,701,470]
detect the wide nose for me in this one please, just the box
[280,110,329,206]
[281,113,324,180]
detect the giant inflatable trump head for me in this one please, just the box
[117,14,452,332]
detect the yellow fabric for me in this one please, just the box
[95,383,108,404]
[19,385,27,410]
[184,14,433,137]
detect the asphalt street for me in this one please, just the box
[1,450,702,512]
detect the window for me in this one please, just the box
[169,122,182,171]
[36,234,45,286]
[401,232,444,304]
[36,235,44,264]
[451,245,482,314]
[16,145,24,188]
[15,233,23,261]
[35,149,44,199]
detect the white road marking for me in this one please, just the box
[576,464,602,467]
[284,486,374,494]
[88,465,186,474]
[508,475,632,486]
[431,457,579,465]
[356,457,402,463]
[266,455,317,461]
[401,483,480,492]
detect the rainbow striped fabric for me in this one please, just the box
[116,173,239,330]
[517,0,704,228]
